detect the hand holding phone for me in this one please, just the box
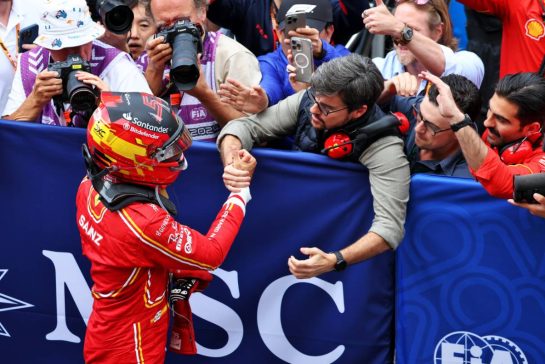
[284,12,307,37]
[283,4,315,37]
[18,24,39,53]
[290,37,314,84]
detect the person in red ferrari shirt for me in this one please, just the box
[458,0,545,78]
[76,91,256,363]
[420,71,545,199]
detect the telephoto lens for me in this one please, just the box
[96,0,134,34]
[66,74,98,112]
[170,31,201,90]
[155,19,203,91]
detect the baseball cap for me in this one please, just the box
[34,0,105,50]
[277,0,333,32]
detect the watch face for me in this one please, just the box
[335,260,347,271]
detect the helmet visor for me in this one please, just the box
[154,122,192,163]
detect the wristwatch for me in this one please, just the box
[332,251,347,272]
[397,24,414,45]
[450,114,473,132]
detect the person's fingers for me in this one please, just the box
[223,166,251,181]
[410,75,418,95]
[253,85,267,97]
[39,84,63,94]
[226,77,242,88]
[533,193,545,204]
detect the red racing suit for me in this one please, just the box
[470,137,545,199]
[75,178,250,363]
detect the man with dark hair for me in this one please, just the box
[421,71,545,198]
[405,73,482,177]
[218,54,410,278]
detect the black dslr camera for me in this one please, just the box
[156,19,203,91]
[513,173,545,203]
[87,0,134,34]
[48,54,99,114]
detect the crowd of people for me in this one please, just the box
[1,0,545,361]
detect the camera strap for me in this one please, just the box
[0,23,20,70]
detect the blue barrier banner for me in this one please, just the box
[0,121,394,363]
[396,174,545,363]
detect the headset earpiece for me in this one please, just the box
[321,112,410,160]
[498,128,542,164]
[499,138,534,164]
[322,132,353,159]
[393,112,410,135]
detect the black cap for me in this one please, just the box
[277,0,333,32]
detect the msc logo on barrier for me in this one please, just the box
[0,269,33,337]
[434,331,527,364]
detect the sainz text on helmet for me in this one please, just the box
[85,92,192,187]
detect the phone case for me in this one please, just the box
[291,37,314,83]
[18,24,39,53]
[284,12,307,36]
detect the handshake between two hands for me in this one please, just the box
[223,149,257,193]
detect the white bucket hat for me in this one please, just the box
[34,0,105,50]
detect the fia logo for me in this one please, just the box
[434,331,527,364]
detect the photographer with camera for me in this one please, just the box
[420,70,545,199]
[144,0,261,142]
[218,54,409,278]
[3,0,151,127]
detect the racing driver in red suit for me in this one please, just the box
[76,92,256,363]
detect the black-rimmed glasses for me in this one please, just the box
[411,104,451,136]
[308,89,350,116]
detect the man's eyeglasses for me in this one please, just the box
[308,89,350,116]
[411,104,451,136]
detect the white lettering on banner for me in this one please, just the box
[257,276,345,363]
[191,268,243,357]
[37,256,347,361]
[42,250,92,344]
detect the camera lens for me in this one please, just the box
[66,72,97,112]
[170,32,200,91]
[97,0,134,34]
[104,5,134,34]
